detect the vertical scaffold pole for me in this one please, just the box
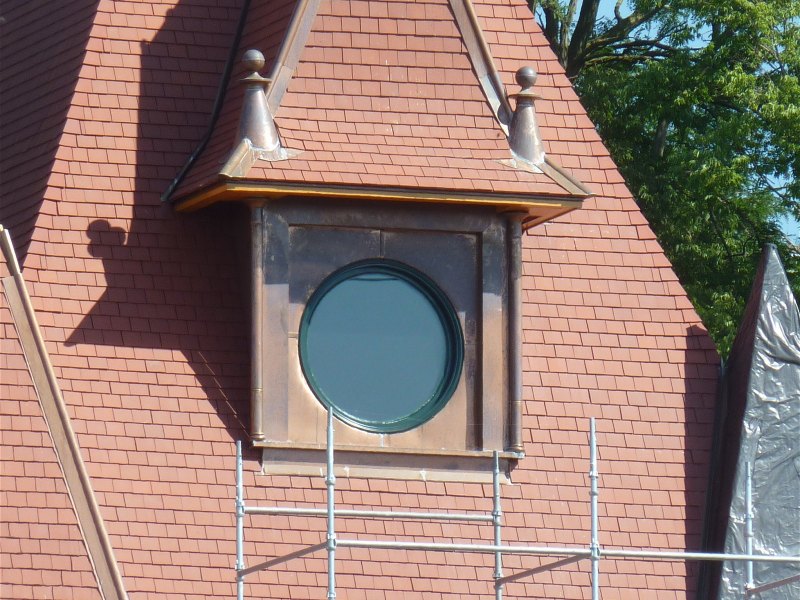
[236,440,245,600]
[745,462,754,593]
[589,418,600,600]
[493,451,503,600]
[326,407,337,600]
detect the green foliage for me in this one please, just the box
[532,0,800,356]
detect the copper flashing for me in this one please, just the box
[266,0,323,114]
[238,50,282,154]
[173,180,581,226]
[507,67,545,166]
[220,50,301,178]
[0,226,128,600]
[500,68,593,197]
[448,0,513,132]
[250,205,266,443]
[539,156,594,197]
[506,212,525,453]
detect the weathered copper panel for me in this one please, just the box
[287,225,380,333]
[479,219,508,450]
[254,199,513,471]
[262,207,290,441]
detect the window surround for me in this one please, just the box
[248,197,525,480]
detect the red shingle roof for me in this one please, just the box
[0,0,720,598]
[0,289,103,600]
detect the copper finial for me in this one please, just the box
[237,49,280,152]
[507,66,545,166]
[242,48,266,74]
[515,66,538,97]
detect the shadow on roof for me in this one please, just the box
[66,0,254,444]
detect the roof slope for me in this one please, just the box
[1,0,720,598]
[0,0,100,264]
[0,280,102,600]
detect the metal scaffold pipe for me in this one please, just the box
[244,506,493,522]
[745,462,754,593]
[589,418,600,600]
[493,450,503,600]
[236,440,245,600]
[326,407,336,600]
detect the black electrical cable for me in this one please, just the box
[161,0,252,202]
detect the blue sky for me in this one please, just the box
[781,215,800,244]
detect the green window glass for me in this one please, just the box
[299,260,464,433]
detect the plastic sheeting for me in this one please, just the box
[717,245,800,599]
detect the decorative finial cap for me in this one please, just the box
[507,66,545,165]
[236,48,279,151]
[512,66,539,100]
[243,49,266,73]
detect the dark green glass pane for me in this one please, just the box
[300,260,464,433]
[304,273,447,424]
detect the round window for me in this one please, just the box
[299,259,464,433]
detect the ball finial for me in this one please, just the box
[515,66,538,90]
[242,49,266,73]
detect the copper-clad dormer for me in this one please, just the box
[166,0,592,479]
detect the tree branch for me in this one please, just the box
[607,39,682,54]
[561,0,579,55]
[565,0,601,77]
[585,8,664,55]
[614,0,624,22]
[540,5,564,63]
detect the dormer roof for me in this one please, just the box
[168,0,591,226]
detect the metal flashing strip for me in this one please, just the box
[541,156,594,196]
[173,180,584,216]
[0,226,128,600]
[266,0,323,115]
[448,0,514,133]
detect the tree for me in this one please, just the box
[530,0,800,355]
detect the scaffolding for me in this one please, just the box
[235,411,799,599]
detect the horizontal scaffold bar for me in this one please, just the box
[244,506,494,522]
[336,539,591,557]
[332,539,800,564]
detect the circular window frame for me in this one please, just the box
[299,259,464,433]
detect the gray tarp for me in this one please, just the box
[717,245,800,599]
